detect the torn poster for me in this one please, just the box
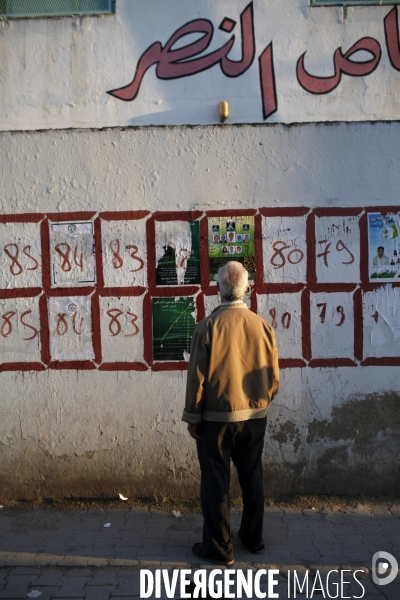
[374,285,400,339]
[48,296,95,361]
[155,221,200,286]
[152,297,196,361]
[50,221,96,288]
[368,212,400,283]
[208,216,255,282]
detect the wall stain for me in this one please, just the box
[270,421,302,452]
[306,391,400,448]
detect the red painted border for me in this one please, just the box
[362,357,400,366]
[143,292,152,367]
[0,288,42,299]
[0,362,46,372]
[152,361,189,372]
[279,359,307,368]
[254,213,263,293]
[45,287,95,297]
[309,358,357,368]
[313,207,363,217]
[101,287,147,297]
[257,283,305,295]
[39,293,50,365]
[0,214,44,223]
[259,207,309,217]
[306,212,316,287]
[146,217,156,293]
[94,216,104,291]
[41,218,51,292]
[91,292,102,365]
[308,283,357,294]
[301,289,311,361]
[359,213,369,286]
[354,288,363,362]
[153,211,203,222]
[151,286,200,297]
[206,209,257,217]
[48,360,97,370]
[100,210,150,221]
[99,362,148,371]
[46,212,97,222]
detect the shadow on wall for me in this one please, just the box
[264,391,400,496]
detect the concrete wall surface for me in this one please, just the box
[1,122,400,498]
[1,0,400,129]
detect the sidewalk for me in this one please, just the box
[0,501,399,599]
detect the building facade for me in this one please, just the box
[1,0,400,498]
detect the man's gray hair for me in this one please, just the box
[217,261,249,300]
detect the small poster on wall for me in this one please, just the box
[208,216,255,281]
[368,212,400,282]
[152,297,196,361]
[155,221,200,286]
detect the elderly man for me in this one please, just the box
[182,261,279,566]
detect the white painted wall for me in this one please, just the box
[1,0,400,498]
[1,123,400,497]
[1,0,400,130]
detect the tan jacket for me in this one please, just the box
[182,303,279,424]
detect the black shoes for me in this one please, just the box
[192,542,235,566]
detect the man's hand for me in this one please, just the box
[187,423,202,441]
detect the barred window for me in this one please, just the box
[0,0,115,18]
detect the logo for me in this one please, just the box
[68,224,77,234]
[372,551,398,585]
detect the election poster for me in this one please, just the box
[208,216,255,281]
[155,221,200,286]
[152,297,196,361]
[368,212,400,282]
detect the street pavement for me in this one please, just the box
[0,502,399,599]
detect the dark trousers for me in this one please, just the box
[196,417,267,562]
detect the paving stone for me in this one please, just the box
[32,568,64,586]
[27,586,61,600]
[86,569,120,585]
[0,574,38,598]
[84,584,118,600]
[51,576,92,598]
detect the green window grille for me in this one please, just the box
[311,0,400,4]
[0,0,115,18]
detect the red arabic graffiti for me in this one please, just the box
[297,38,381,95]
[385,6,400,71]
[107,4,400,120]
[108,2,277,120]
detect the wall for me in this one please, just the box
[1,0,400,129]
[1,0,400,498]
[1,123,400,498]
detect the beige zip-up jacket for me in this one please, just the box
[182,303,279,425]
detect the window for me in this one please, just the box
[0,0,115,18]
[311,0,399,5]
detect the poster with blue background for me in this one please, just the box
[368,212,400,282]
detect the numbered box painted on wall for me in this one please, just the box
[48,296,95,361]
[0,222,42,288]
[315,215,360,283]
[99,295,144,363]
[257,292,303,359]
[49,221,96,288]
[0,296,41,364]
[310,291,355,360]
[262,215,307,284]
[101,218,147,288]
